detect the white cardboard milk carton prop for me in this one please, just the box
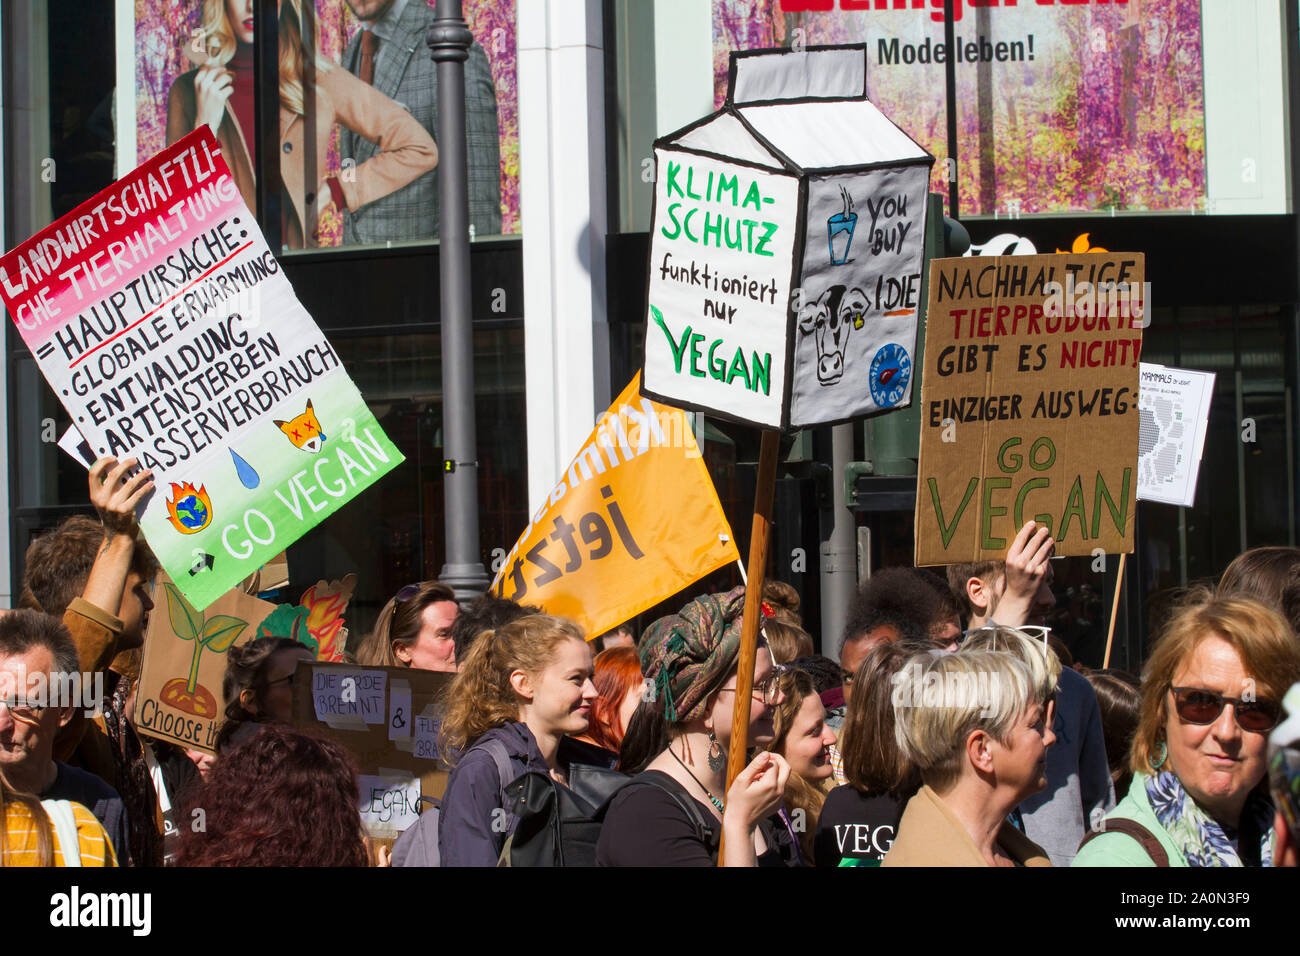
[643,45,934,430]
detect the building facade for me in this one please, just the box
[4,0,1297,668]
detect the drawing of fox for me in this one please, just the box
[274,399,326,453]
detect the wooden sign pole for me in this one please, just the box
[1102,552,1127,670]
[717,429,780,866]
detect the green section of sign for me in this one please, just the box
[143,394,403,610]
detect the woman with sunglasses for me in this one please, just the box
[214,637,316,753]
[356,582,459,672]
[598,589,792,867]
[1075,591,1300,867]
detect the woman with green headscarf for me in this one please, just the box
[597,588,792,867]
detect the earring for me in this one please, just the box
[707,730,726,772]
[1148,739,1168,771]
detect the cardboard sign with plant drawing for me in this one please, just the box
[136,573,275,754]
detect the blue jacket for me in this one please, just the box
[438,722,549,867]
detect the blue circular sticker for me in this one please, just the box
[869,344,912,408]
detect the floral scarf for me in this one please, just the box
[1144,770,1274,867]
[640,588,747,723]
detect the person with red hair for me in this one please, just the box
[174,726,368,867]
[575,646,645,758]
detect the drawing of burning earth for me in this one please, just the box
[158,582,250,718]
[165,482,212,535]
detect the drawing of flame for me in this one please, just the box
[302,584,350,662]
[165,482,213,534]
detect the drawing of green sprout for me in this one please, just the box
[159,583,248,719]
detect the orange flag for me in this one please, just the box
[491,375,739,639]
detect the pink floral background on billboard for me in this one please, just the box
[134,0,520,243]
[713,0,1206,217]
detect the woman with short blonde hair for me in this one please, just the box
[1075,590,1300,867]
[883,648,1055,866]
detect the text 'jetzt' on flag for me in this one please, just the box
[491,374,739,639]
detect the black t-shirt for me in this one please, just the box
[596,770,794,867]
[813,784,911,867]
[41,761,130,864]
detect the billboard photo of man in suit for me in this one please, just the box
[341,0,503,244]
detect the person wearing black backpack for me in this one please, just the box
[436,615,599,866]
[598,588,793,867]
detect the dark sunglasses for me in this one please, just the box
[1170,686,1282,733]
[394,583,425,606]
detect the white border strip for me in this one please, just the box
[114,0,137,177]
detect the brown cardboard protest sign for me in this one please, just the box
[914,253,1144,566]
[136,573,276,754]
[239,551,290,595]
[289,661,452,842]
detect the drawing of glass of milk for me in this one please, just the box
[827,185,857,265]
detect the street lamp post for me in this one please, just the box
[428,0,489,601]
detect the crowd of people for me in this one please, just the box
[2,455,1300,869]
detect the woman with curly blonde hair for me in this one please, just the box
[167,0,436,248]
[436,615,597,866]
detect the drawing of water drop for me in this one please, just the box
[230,449,260,489]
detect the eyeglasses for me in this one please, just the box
[719,664,787,707]
[1170,687,1282,733]
[260,673,296,691]
[959,624,1051,657]
[0,697,45,726]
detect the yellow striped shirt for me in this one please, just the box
[3,801,118,867]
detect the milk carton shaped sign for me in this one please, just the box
[643,45,933,430]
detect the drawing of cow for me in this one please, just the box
[798,284,868,385]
